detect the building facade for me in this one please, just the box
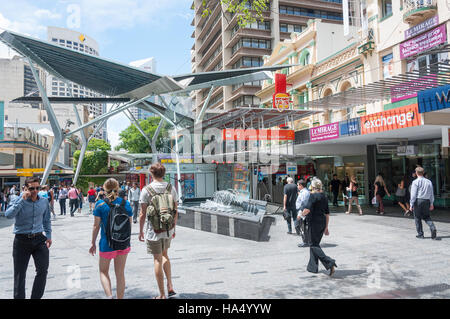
[190,0,343,119]
[255,0,450,206]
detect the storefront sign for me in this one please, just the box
[397,145,418,156]
[405,16,439,39]
[340,118,361,137]
[286,162,297,175]
[310,123,339,143]
[223,129,295,141]
[273,93,291,111]
[400,24,447,60]
[418,84,450,113]
[360,104,421,135]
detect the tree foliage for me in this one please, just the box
[115,117,169,154]
[87,138,111,152]
[199,0,270,27]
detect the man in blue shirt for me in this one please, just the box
[5,177,52,299]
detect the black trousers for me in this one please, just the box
[13,234,49,299]
[332,191,339,206]
[307,221,335,273]
[414,199,436,237]
[69,198,78,216]
[285,206,298,233]
[59,198,67,215]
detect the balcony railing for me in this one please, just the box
[403,0,437,25]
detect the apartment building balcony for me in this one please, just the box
[278,0,342,12]
[225,28,272,49]
[226,47,272,67]
[224,10,272,31]
[227,85,262,103]
[403,0,437,25]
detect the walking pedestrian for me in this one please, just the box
[96,187,105,202]
[396,179,411,216]
[299,178,337,276]
[87,186,97,214]
[77,187,84,214]
[68,185,79,217]
[89,178,133,299]
[58,185,68,216]
[345,176,363,215]
[296,179,311,248]
[128,182,140,224]
[139,163,178,299]
[342,175,350,207]
[410,167,437,240]
[5,177,52,299]
[374,174,390,215]
[283,177,298,235]
[329,174,341,207]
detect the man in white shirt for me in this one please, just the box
[296,179,311,247]
[410,166,437,240]
[128,183,141,224]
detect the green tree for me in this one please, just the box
[115,117,169,153]
[197,0,269,27]
[87,138,111,152]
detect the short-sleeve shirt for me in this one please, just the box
[139,181,178,242]
[304,192,329,224]
[330,179,341,192]
[93,197,133,252]
[87,189,96,196]
[283,183,298,208]
[68,188,78,200]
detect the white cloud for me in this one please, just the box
[107,111,130,149]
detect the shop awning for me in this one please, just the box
[189,107,319,130]
[304,56,450,110]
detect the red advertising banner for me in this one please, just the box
[222,129,295,141]
[360,104,421,135]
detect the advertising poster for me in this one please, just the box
[382,53,394,79]
[400,24,447,60]
[310,122,339,143]
[183,173,195,199]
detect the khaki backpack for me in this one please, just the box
[145,184,176,236]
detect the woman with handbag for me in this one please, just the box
[345,176,363,215]
[299,178,337,276]
[374,175,391,215]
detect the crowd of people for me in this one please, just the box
[4,164,177,300]
[2,162,439,299]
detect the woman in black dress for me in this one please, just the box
[300,178,337,276]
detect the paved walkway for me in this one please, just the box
[1,202,449,299]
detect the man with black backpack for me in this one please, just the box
[139,163,178,299]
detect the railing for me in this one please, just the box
[404,0,437,11]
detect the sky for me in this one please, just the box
[0,0,195,148]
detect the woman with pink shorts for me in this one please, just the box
[89,178,133,299]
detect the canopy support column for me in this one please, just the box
[195,85,215,124]
[27,58,64,186]
[152,119,164,163]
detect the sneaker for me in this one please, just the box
[416,235,424,239]
[168,290,177,299]
[431,230,437,240]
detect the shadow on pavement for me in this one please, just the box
[326,269,367,279]
[177,292,229,299]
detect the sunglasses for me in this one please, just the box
[28,187,41,191]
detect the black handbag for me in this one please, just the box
[283,209,291,220]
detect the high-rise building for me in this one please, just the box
[129,57,157,120]
[47,26,107,141]
[190,0,343,118]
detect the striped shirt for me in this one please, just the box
[410,177,434,208]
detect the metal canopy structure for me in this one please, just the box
[191,107,319,130]
[11,97,131,104]
[0,29,295,202]
[304,60,450,110]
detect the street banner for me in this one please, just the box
[400,24,447,60]
[405,15,439,39]
[360,104,421,135]
[310,122,339,143]
[222,129,294,141]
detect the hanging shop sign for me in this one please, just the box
[405,16,439,40]
[418,84,450,113]
[339,118,361,137]
[273,93,291,111]
[360,104,421,135]
[286,162,297,175]
[310,122,339,143]
[400,24,447,60]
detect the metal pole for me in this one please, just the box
[124,110,153,146]
[152,119,164,163]
[195,86,215,124]
[27,58,64,186]
[173,109,182,205]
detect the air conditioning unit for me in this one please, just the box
[376,138,408,154]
